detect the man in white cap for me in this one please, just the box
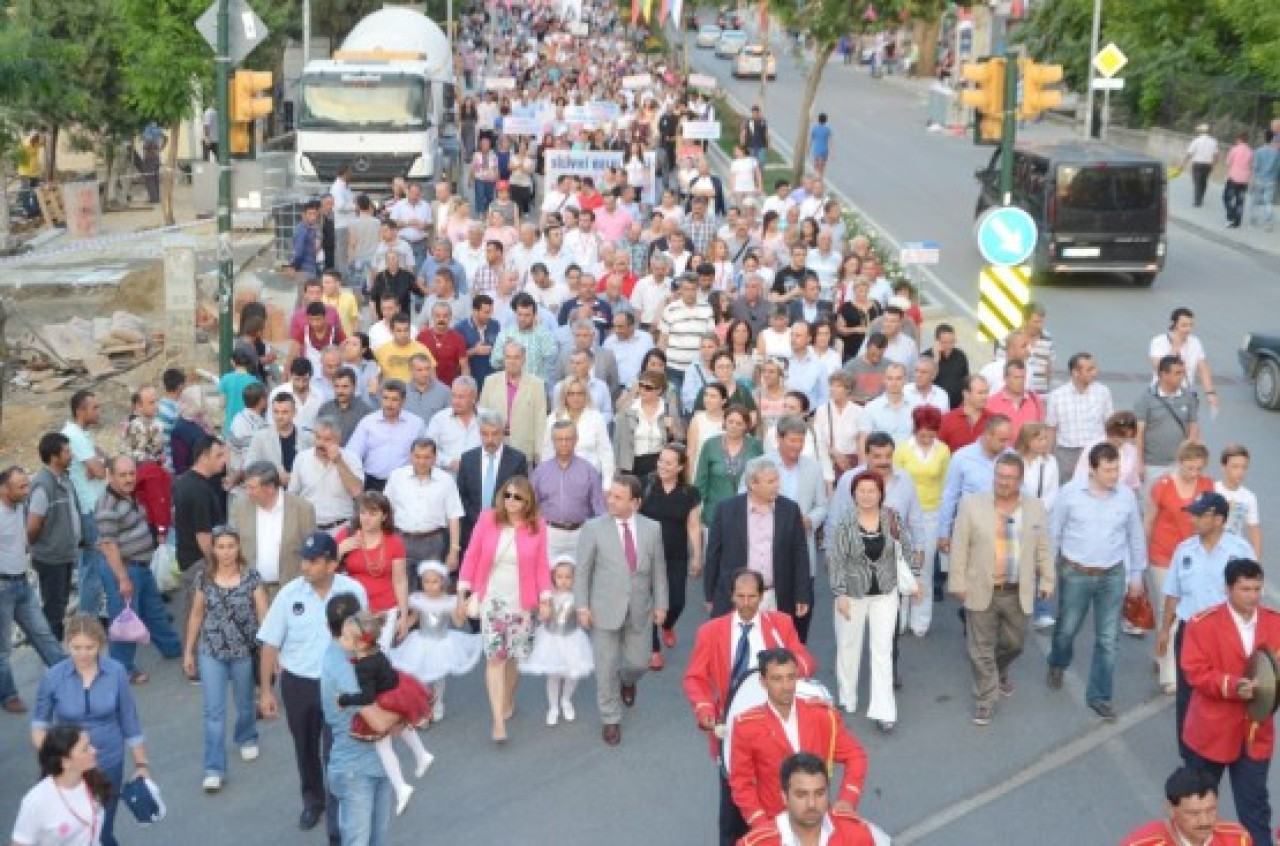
[1181,123,1219,208]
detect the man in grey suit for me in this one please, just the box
[759,416,828,642]
[575,473,668,746]
[552,320,621,402]
[245,393,315,489]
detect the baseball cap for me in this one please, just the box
[297,531,339,561]
[1183,492,1229,517]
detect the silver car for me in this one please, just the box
[715,30,748,57]
[695,24,722,48]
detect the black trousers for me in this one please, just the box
[1192,163,1212,206]
[364,475,387,493]
[794,577,815,643]
[34,560,74,641]
[1185,746,1271,846]
[280,670,339,842]
[1224,180,1248,226]
[719,771,748,846]
[653,557,689,651]
[1174,625,1192,762]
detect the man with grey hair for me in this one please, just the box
[230,460,317,601]
[904,356,950,412]
[603,311,655,391]
[420,271,469,337]
[385,438,463,574]
[532,420,605,559]
[455,221,488,289]
[730,274,772,337]
[628,253,673,332]
[456,410,528,550]
[403,353,451,424]
[509,222,542,286]
[425,376,482,473]
[288,418,363,533]
[752,416,827,642]
[556,271,613,340]
[553,319,621,399]
[705,456,811,627]
[479,339,548,462]
[857,362,914,453]
[417,300,469,387]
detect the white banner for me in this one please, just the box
[622,73,653,89]
[501,116,543,136]
[682,120,721,140]
[485,76,517,91]
[688,73,717,90]
[544,150,659,205]
[568,22,589,36]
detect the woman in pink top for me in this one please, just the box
[1224,132,1253,229]
[458,475,551,743]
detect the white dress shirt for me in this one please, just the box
[424,410,482,470]
[1232,606,1257,655]
[384,466,464,532]
[729,611,768,669]
[288,447,364,526]
[904,383,951,412]
[255,494,285,583]
[768,702,801,753]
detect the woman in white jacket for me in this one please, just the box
[542,375,613,491]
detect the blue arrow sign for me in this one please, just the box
[976,206,1038,267]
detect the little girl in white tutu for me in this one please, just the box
[388,561,483,722]
[520,557,595,726]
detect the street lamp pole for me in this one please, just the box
[216,0,234,373]
[1082,0,1101,139]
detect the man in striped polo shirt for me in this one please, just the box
[657,274,715,397]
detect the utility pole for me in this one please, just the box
[216,0,234,373]
[1082,0,1102,139]
[999,52,1017,204]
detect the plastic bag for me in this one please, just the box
[150,543,178,594]
[108,603,151,644]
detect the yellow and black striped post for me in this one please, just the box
[977,264,1031,344]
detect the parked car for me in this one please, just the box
[696,24,722,48]
[715,30,748,57]
[1239,332,1280,409]
[733,44,778,79]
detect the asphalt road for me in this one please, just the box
[2,41,1280,846]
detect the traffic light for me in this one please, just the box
[1018,59,1063,120]
[230,70,274,155]
[960,58,1007,145]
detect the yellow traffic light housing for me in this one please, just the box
[1018,59,1063,121]
[960,58,1007,145]
[230,70,273,155]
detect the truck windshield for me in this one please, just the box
[298,75,428,130]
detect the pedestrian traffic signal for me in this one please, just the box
[959,58,1006,145]
[230,70,274,155]
[1018,59,1063,121]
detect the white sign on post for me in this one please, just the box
[485,76,517,91]
[688,73,717,90]
[682,120,722,141]
[1090,78,1125,91]
[900,241,941,265]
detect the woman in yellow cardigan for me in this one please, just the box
[893,404,951,637]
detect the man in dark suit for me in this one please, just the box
[705,457,811,625]
[455,409,528,550]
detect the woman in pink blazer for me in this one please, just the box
[458,474,552,743]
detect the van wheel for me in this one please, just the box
[1255,360,1280,410]
[1133,272,1157,287]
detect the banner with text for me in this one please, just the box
[544,150,658,205]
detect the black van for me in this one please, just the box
[974,142,1167,286]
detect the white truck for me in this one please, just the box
[294,7,455,188]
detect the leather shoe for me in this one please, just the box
[662,628,677,649]
[298,807,323,830]
[621,683,637,707]
[3,697,28,714]
[649,652,664,671]
[602,724,621,746]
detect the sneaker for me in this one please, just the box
[999,678,1014,698]
[1032,615,1056,632]
[394,784,414,816]
[972,706,993,726]
[1088,700,1118,723]
[1047,667,1064,690]
[546,708,560,727]
[561,699,576,722]
[239,745,259,763]
[203,774,223,793]
[414,751,434,779]
[432,699,445,723]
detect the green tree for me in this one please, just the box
[906,0,971,80]
[0,21,60,247]
[770,0,902,184]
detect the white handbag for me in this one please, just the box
[887,511,917,596]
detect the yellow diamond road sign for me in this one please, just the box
[1093,43,1128,79]
[978,265,1031,344]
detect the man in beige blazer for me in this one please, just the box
[478,341,548,465]
[948,453,1053,727]
[231,461,317,601]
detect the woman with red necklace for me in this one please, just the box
[336,492,411,643]
[14,726,113,846]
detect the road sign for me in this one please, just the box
[900,241,941,265]
[978,264,1031,344]
[1092,43,1128,79]
[1090,77,1126,91]
[197,0,270,65]
[976,206,1037,267]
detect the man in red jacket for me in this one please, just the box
[1180,558,1280,846]
[684,570,817,846]
[729,648,867,834]
[739,753,876,846]
[1118,766,1251,845]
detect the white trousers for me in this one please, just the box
[833,593,898,723]
[1150,564,1177,686]
[905,509,940,635]
[547,527,582,562]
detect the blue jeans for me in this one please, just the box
[1251,182,1276,226]
[329,769,393,846]
[0,577,66,703]
[199,652,258,777]
[749,146,767,173]
[100,758,123,846]
[1048,563,1126,704]
[474,180,495,216]
[77,513,105,618]
[100,561,182,670]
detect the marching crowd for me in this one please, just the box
[3,2,1276,846]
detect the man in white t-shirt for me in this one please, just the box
[1216,444,1261,557]
[1148,307,1216,412]
[389,182,433,268]
[1181,123,1219,208]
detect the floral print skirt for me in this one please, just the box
[481,596,535,662]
